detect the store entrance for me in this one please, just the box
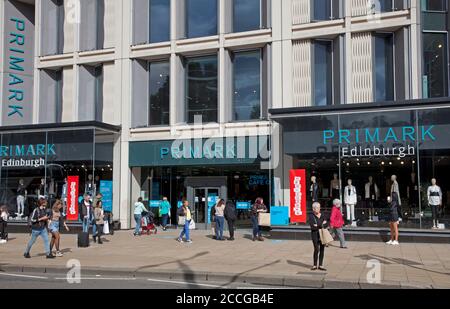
[185,177,227,230]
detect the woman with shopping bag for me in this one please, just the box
[308,202,330,271]
[250,197,267,242]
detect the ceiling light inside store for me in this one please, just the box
[438,44,443,48]
[367,162,371,165]
[381,162,385,165]
[389,162,392,165]
[401,162,404,165]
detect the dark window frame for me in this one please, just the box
[185,0,219,39]
[311,39,334,106]
[148,60,171,126]
[372,32,396,102]
[149,0,171,43]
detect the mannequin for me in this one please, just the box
[390,175,402,220]
[407,172,419,208]
[16,179,27,217]
[85,174,94,195]
[310,176,319,204]
[344,179,357,225]
[330,173,341,199]
[427,178,442,229]
[37,178,45,197]
[94,175,101,195]
[48,178,56,196]
[365,176,379,222]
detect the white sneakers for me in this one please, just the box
[0,239,7,244]
[386,240,399,246]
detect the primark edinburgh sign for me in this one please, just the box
[323,126,436,158]
[0,144,56,168]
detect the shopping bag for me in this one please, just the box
[211,221,216,236]
[178,216,186,226]
[258,213,271,227]
[319,228,334,245]
[103,222,110,235]
[189,220,196,230]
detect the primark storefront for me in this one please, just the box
[0,122,120,222]
[271,99,450,230]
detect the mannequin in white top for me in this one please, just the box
[344,179,357,224]
[427,178,443,229]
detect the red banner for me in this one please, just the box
[290,169,307,223]
[66,176,79,221]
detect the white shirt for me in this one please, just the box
[344,185,357,205]
[427,185,442,206]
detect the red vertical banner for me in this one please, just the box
[66,176,79,221]
[290,169,307,223]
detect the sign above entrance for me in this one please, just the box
[129,136,270,167]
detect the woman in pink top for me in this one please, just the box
[330,199,347,249]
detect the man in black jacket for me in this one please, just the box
[224,201,237,241]
[24,198,54,259]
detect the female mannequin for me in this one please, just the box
[365,176,379,222]
[427,178,442,229]
[310,176,319,204]
[16,179,27,217]
[330,173,341,200]
[344,179,357,224]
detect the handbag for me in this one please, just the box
[178,216,186,226]
[189,220,196,230]
[258,212,271,227]
[319,228,334,245]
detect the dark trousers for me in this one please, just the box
[431,205,439,226]
[0,220,7,240]
[251,216,261,237]
[226,219,235,239]
[94,224,103,242]
[312,232,325,267]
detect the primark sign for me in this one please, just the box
[0,144,56,168]
[323,126,436,158]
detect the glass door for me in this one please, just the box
[192,187,220,229]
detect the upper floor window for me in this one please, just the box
[233,0,261,32]
[313,41,333,106]
[233,50,261,121]
[149,61,170,125]
[185,55,218,123]
[186,0,218,38]
[311,0,341,21]
[422,0,447,12]
[39,69,63,123]
[373,33,394,101]
[80,0,105,51]
[79,64,104,121]
[41,0,64,56]
[150,0,170,43]
[423,33,449,98]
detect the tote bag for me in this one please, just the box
[178,216,186,226]
[258,213,271,227]
[319,228,334,245]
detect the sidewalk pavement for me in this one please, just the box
[1,229,450,289]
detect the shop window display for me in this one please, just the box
[0,128,116,222]
[282,108,450,230]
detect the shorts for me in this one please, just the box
[389,206,399,223]
[49,222,60,233]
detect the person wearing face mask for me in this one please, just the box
[427,178,443,229]
[344,179,357,225]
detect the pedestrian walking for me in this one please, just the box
[177,200,192,243]
[159,197,171,231]
[24,198,55,259]
[0,205,9,244]
[80,193,93,234]
[250,197,267,241]
[133,197,147,236]
[213,199,226,241]
[93,197,105,244]
[330,199,347,249]
[387,175,401,245]
[49,200,70,257]
[309,202,327,271]
[224,200,237,241]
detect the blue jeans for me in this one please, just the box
[25,229,50,256]
[251,216,261,237]
[215,216,225,240]
[178,220,191,241]
[82,217,92,233]
[134,214,142,235]
[161,214,169,228]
